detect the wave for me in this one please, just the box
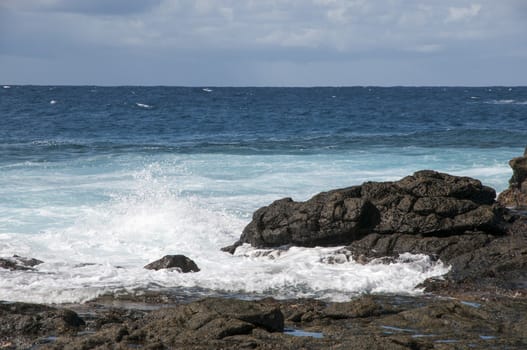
[0,129,525,165]
[136,102,153,109]
[485,99,527,105]
[0,163,450,303]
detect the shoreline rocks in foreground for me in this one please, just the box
[3,293,526,349]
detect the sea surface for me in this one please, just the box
[1,86,526,303]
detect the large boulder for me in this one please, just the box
[223,170,506,252]
[498,147,527,208]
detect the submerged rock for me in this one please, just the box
[0,255,43,271]
[224,170,505,252]
[498,146,527,208]
[144,255,200,272]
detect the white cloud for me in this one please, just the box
[447,4,482,22]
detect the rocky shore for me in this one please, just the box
[2,154,527,349]
[2,291,526,349]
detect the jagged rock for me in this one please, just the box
[144,255,200,272]
[0,255,44,271]
[224,170,505,252]
[498,147,527,208]
[46,298,284,349]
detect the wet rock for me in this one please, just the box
[0,255,43,271]
[322,295,396,319]
[144,255,200,272]
[24,294,527,349]
[498,146,527,208]
[141,297,283,342]
[0,302,84,349]
[45,297,284,349]
[224,170,505,251]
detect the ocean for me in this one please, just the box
[1,85,526,303]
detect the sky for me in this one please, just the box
[1,0,526,86]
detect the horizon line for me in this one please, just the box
[3,84,527,88]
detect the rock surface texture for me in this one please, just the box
[498,146,527,208]
[223,170,506,252]
[144,255,200,273]
[5,294,525,349]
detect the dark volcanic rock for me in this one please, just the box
[498,146,527,208]
[141,298,283,341]
[224,170,505,252]
[14,294,527,349]
[45,298,284,349]
[0,255,43,271]
[0,302,84,348]
[144,255,200,272]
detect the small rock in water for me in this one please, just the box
[144,254,200,272]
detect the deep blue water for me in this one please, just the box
[2,86,526,160]
[0,85,526,303]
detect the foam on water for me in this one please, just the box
[486,99,527,105]
[136,103,152,108]
[0,155,455,303]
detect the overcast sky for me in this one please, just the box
[1,0,526,86]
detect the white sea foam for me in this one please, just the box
[136,103,152,108]
[49,100,57,104]
[202,88,213,92]
[486,99,527,105]
[2,85,10,89]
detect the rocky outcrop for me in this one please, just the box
[20,294,527,349]
[223,170,506,253]
[498,147,527,208]
[0,255,43,271]
[144,255,200,272]
[44,298,284,349]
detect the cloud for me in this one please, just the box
[1,0,163,15]
[446,4,482,22]
[0,0,525,85]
